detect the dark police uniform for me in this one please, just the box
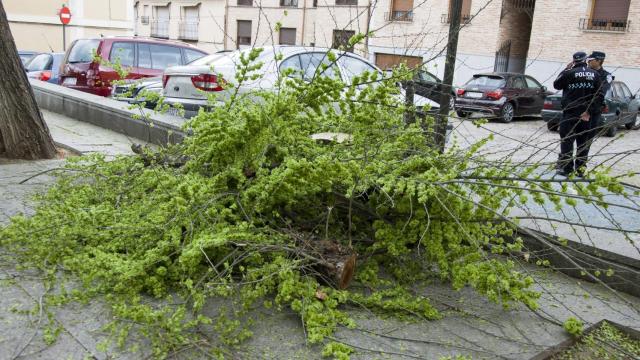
[553,52,604,176]
[589,51,614,135]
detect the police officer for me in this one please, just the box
[553,51,604,177]
[587,51,614,136]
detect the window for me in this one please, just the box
[149,44,183,70]
[280,0,298,6]
[179,6,200,41]
[237,20,252,48]
[338,56,377,85]
[26,54,52,71]
[280,55,303,78]
[237,0,253,5]
[151,5,170,38]
[614,82,633,99]
[465,75,505,88]
[184,48,206,64]
[419,71,439,83]
[279,28,296,45]
[389,0,413,21]
[445,0,472,23]
[374,53,422,70]
[525,76,542,89]
[511,76,526,89]
[335,0,357,5]
[109,42,135,68]
[68,39,100,63]
[332,30,355,51]
[138,44,152,68]
[299,52,339,81]
[589,0,631,29]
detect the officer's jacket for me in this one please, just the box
[553,63,604,116]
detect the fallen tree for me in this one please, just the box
[1,48,629,359]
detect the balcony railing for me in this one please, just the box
[179,21,199,41]
[506,0,535,10]
[280,0,298,6]
[579,18,630,32]
[150,20,169,38]
[441,13,472,24]
[386,10,413,22]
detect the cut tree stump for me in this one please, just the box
[301,239,357,290]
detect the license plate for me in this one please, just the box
[466,92,483,98]
[166,107,181,117]
[62,77,77,86]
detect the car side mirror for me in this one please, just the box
[542,86,547,92]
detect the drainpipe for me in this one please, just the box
[364,0,371,57]
[301,0,307,45]
[223,0,229,50]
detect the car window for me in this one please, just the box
[184,48,206,64]
[619,82,633,98]
[68,39,100,63]
[511,76,526,89]
[466,75,506,88]
[299,52,339,81]
[279,55,303,78]
[612,83,625,98]
[525,76,542,89]
[138,44,152,68]
[109,42,135,68]
[26,54,51,71]
[149,44,183,70]
[338,55,377,85]
[419,71,439,83]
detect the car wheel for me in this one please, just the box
[449,96,455,110]
[499,102,514,123]
[625,112,640,130]
[606,123,618,137]
[547,121,558,132]
[456,110,469,118]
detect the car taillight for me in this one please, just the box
[87,61,100,87]
[603,104,609,113]
[162,74,170,88]
[486,89,503,100]
[191,74,223,91]
[39,71,52,82]
[543,100,553,110]
[456,88,466,96]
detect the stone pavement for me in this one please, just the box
[1,117,640,359]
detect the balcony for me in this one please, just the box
[441,13,472,24]
[386,10,414,22]
[579,18,630,32]
[150,20,169,38]
[505,0,535,11]
[179,21,199,41]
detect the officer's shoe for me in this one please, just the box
[555,169,570,178]
[574,168,586,178]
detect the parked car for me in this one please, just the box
[389,69,456,108]
[58,37,208,97]
[542,81,640,137]
[18,50,38,66]
[455,72,551,123]
[161,46,439,118]
[111,76,163,108]
[24,52,65,83]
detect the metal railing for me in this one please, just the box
[506,0,535,10]
[140,15,149,25]
[280,0,298,6]
[179,21,199,41]
[579,18,630,32]
[441,13,472,24]
[386,10,413,22]
[150,20,169,38]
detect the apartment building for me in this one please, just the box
[5,0,134,52]
[132,0,639,91]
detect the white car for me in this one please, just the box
[161,46,439,118]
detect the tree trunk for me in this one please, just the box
[0,2,57,160]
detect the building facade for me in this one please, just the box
[5,0,134,53]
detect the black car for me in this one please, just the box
[542,80,640,137]
[393,69,456,108]
[455,72,551,122]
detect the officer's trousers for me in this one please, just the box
[558,113,595,174]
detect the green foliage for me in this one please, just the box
[0,45,627,358]
[554,321,640,359]
[564,317,584,337]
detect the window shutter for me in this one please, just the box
[374,53,422,70]
[592,0,631,20]
[279,28,296,45]
[184,7,199,22]
[392,0,413,12]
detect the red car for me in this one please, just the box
[58,37,208,97]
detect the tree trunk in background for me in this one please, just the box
[0,2,57,160]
